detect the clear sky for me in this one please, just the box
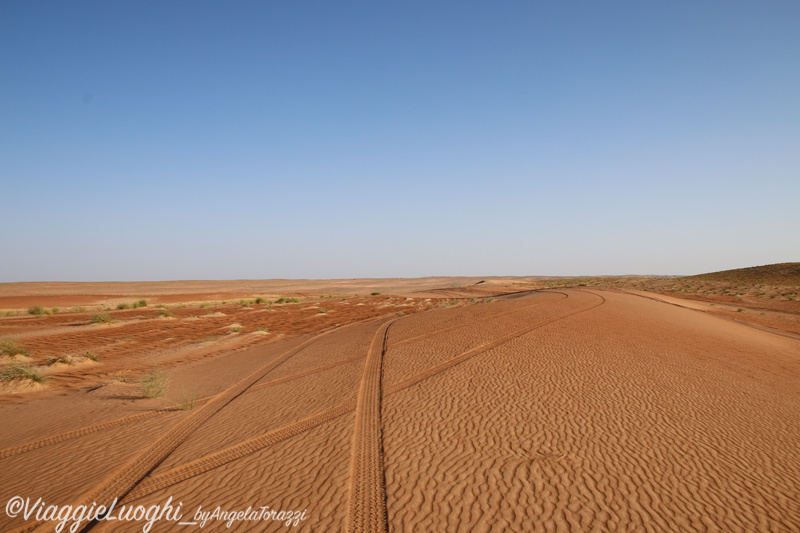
[2,1,798,282]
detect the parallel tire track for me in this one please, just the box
[386,291,604,394]
[0,353,367,460]
[389,291,567,347]
[123,399,358,502]
[10,329,337,533]
[345,319,393,533]
[2,295,559,460]
[118,295,606,505]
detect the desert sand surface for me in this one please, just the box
[1,279,799,532]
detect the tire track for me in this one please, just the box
[0,353,366,460]
[0,294,557,460]
[386,291,604,394]
[2,297,553,462]
[11,328,339,533]
[116,295,605,505]
[123,398,358,502]
[345,318,393,533]
[389,291,568,347]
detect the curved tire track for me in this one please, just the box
[12,328,338,533]
[115,295,605,506]
[390,291,568,348]
[0,352,367,460]
[386,290,604,394]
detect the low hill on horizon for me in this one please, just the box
[684,262,800,286]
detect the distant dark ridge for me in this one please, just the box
[683,263,800,286]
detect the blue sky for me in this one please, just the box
[2,1,798,281]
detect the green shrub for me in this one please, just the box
[177,389,197,410]
[89,313,112,324]
[140,369,169,399]
[1,362,47,384]
[0,338,30,358]
[28,306,51,316]
[158,309,174,318]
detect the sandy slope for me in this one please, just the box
[1,288,798,532]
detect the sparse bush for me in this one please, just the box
[90,313,112,324]
[0,338,30,358]
[28,306,51,316]
[257,327,270,333]
[200,302,211,309]
[177,389,197,410]
[255,297,266,304]
[83,351,99,362]
[45,355,74,366]
[230,326,241,333]
[135,299,148,308]
[158,310,174,318]
[51,307,60,314]
[274,297,300,304]
[1,362,47,384]
[116,303,130,310]
[140,369,169,399]
[318,308,328,314]
[371,292,382,296]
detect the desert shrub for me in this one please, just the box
[140,369,169,399]
[274,297,300,304]
[45,355,74,366]
[89,313,112,324]
[83,351,99,362]
[28,306,51,316]
[255,297,266,304]
[51,307,60,314]
[0,338,30,358]
[158,309,174,318]
[177,389,197,410]
[1,362,47,384]
[371,292,381,296]
[135,299,148,308]
[116,303,130,310]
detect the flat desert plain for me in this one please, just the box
[0,278,799,532]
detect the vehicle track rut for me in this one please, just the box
[345,319,393,533]
[112,293,605,506]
